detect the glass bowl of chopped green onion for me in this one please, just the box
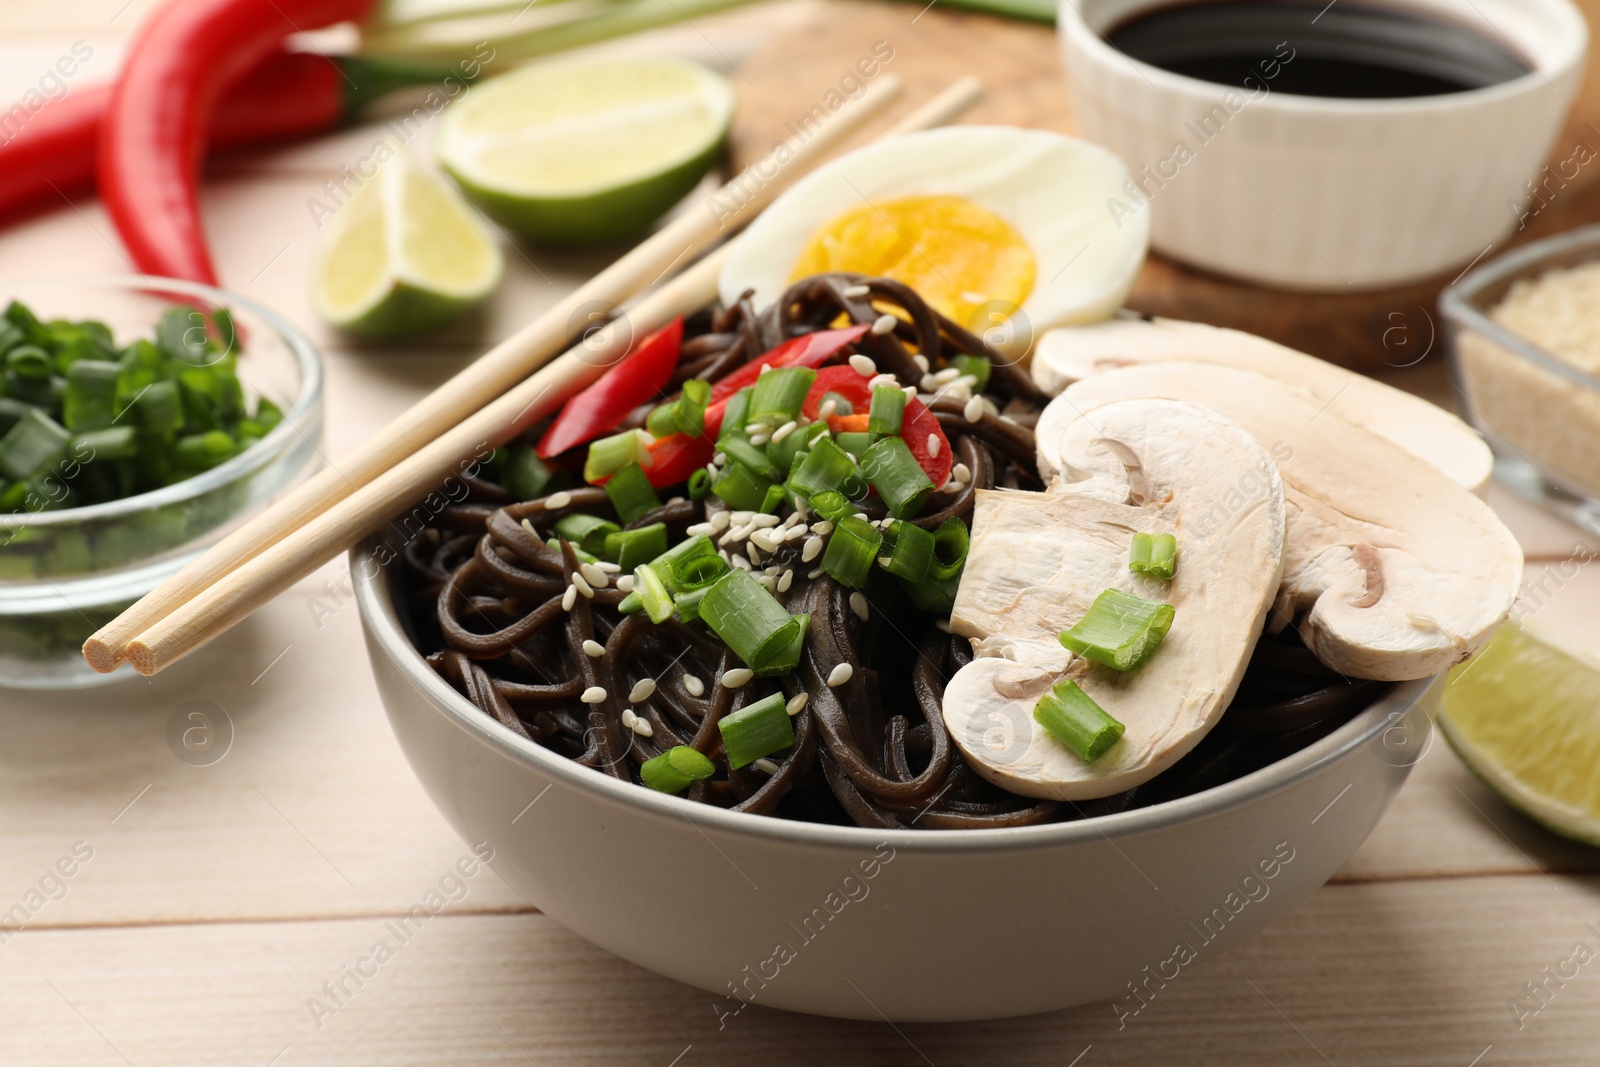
[0,275,323,688]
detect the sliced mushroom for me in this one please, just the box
[1031,316,1493,496]
[944,398,1286,800]
[1038,362,1524,681]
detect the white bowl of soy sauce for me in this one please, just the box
[1061,0,1587,290]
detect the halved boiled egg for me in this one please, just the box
[719,126,1148,358]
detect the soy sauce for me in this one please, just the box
[1106,0,1532,99]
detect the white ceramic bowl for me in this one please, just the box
[1060,0,1587,290]
[353,538,1435,1021]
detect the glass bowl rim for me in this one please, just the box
[0,273,323,529]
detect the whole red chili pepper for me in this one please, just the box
[538,317,685,458]
[99,0,374,284]
[642,324,870,488]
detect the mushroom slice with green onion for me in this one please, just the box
[1039,362,1524,681]
[943,398,1286,801]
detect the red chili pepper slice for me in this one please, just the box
[642,324,869,489]
[801,366,953,487]
[98,0,375,283]
[537,317,683,458]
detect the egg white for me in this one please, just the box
[718,126,1149,357]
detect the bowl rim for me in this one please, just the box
[1058,0,1588,117]
[0,273,324,529]
[352,537,1435,854]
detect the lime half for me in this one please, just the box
[436,56,734,247]
[311,153,502,338]
[1439,621,1600,847]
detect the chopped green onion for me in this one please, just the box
[546,536,598,564]
[951,353,991,392]
[1034,680,1125,762]
[747,366,816,428]
[646,378,710,439]
[929,518,969,582]
[899,575,959,614]
[806,489,853,523]
[604,523,668,573]
[71,425,138,461]
[719,692,795,769]
[711,462,772,511]
[834,431,873,459]
[654,534,728,592]
[789,436,858,497]
[584,428,649,483]
[757,614,810,679]
[719,386,753,443]
[0,408,70,481]
[172,430,237,471]
[135,379,184,436]
[699,569,802,671]
[62,359,120,431]
[503,443,558,501]
[720,436,778,479]
[1058,588,1175,672]
[687,467,712,500]
[879,519,934,581]
[5,345,51,380]
[618,591,644,614]
[768,419,827,473]
[640,745,716,794]
[673,585,710,623]
[1128,532,1178,579]
[633,562,676,624]
[0,398,33,436]
[820,515,882,587]
[554,513,620,557]
[817,390,855,416]
[605,461,660,525]
[860,436,934,518]
[760,482,787,514]
[867,385,906,436]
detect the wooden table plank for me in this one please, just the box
[2,874,1598,1065]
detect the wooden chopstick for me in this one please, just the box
[114,76,985,676]
[81,73,905,674]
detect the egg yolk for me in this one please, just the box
[788,195,1036,330]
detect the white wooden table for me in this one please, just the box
[3,4,1599,1063]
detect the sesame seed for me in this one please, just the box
[752,757,780,774]
[783,511,806,528]
[869,373,898,391]
[633,719,654,738]
[748,513,780,528]
[712,452,726,466]
[544,490,572,509]
[853,512,870,522]
[919,374,938,392]
[802,535,824,562]
[636,429,657,448]
[819,398,839,419]
[572,572,595,599]
[927,434,941,458]
[849,592,869,621]
[778,568,794,592]
[750,529,782,553]
[758,575,776,591]
[953,462,972,484]
[811,520,834,536]
[615,574,635,593]
[596,561,622,573]
[580,685,607,704]
[849,354,876,377]
[771,420,798,443]
[871,313,897,336]
[902,385,917,401]
[730,554,751,571]
[683,674,705,697]
[912,353,930,374]
[808,567,825,580]
[621,708,638,729]
[561,586,578,611]
[784,524,808,542]
[965,396,985,422]
[759,363,772,376]
[747,542,763,565]
[629,678,657,703]
[722,667,754,688]
[827,663,853,687]
[709,511,731,532]
[749,433,771,447]
[582,639,605,658]
[932,367,961,386]
[731,511,755,524]
[580,563,609,588]
[842,283,870,298]
[520,517,539,538]
[686,522,714,536]
[935,618,952,633]
[785,692,808,717]
[667,496,685,506]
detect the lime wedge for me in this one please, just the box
[435,56,734,247]
[311,153,502,338]
[1439,621,1600,847]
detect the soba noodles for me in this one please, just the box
[397,273,1382,829]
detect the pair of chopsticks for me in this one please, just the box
[84,74,984,677]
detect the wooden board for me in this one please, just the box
[729,0,1600,370]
